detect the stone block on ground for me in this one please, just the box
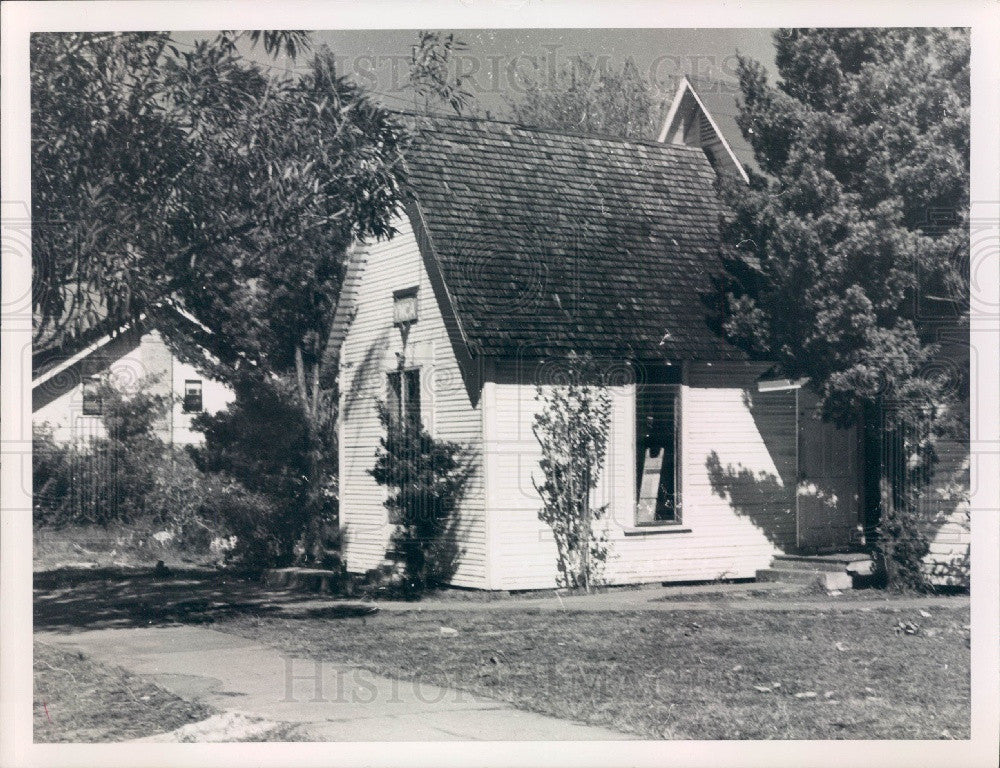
[262,567,345,594]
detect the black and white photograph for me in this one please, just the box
[1,2,998,766]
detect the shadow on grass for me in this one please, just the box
[34,567,376,634]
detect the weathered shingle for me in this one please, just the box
[400,113,744,362]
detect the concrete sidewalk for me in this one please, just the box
[36,625,630,742]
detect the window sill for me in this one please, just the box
[622,525,692,537]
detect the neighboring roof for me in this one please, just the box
[32,302,210,383]
[398,112,744,362]
[32,282,112,373]
[675,76,759,175]
[657,76,750,184]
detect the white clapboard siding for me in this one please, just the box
[484,361,798,590]
[923,435,971,586]
[338,216,487,588]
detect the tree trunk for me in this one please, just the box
[294,344,327,563]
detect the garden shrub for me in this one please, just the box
[32,423,74,527]
[531,353,613,591]
[190,376,339,569]
[197,480,285,570]
[871,407,962,593]
[33,378,254,565]
[145,448,228,551]
[32,378,170,527]
[369,404,469,593]
[874,500,932,592]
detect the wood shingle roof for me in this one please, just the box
[400,112,744,362]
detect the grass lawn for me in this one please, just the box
[33,642,212,742]
[219,604,970,740]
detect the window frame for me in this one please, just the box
[392,286,419,327]
[81,376,103,416]
[634,381,683,527]
[182,379,203,414]
[386,367,421,433]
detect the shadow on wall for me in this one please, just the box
[925,538,970,589]
[705,451,795,549]
[700,387,799,550]
[340,333,389,423]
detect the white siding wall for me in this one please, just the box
[33,329,233,446]
[923,435,971,587]
[338,217,487,588]
[484,362,797,590]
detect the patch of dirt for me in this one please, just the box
[133,710,308,742]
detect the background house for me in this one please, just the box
[32,311,234,446]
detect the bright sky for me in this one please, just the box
[176,28,778,167]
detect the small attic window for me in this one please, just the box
[393,287,418,326]
[82,376,103,416]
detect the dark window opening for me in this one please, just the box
[82,377,103,416]
[636,384,681,524]
[183,379,203,413]
[387,369,421,432]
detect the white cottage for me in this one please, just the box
[329,96,968,590]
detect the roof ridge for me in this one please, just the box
[391,108,707,153]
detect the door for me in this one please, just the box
[796,390,860,552]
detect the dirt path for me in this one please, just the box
[34,566,968,636]
[278,586,970,615]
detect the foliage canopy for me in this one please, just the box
[718,28,969,428]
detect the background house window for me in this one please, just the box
[636,384,681,524]
[393,287,418,326]
[386,369,421,432]
[183,379,203,413]
[81,376,102,416]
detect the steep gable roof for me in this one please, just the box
[657,76,750,184]
[32,302,212,383]
[399,113,743,362]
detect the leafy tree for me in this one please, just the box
[718,28,968,425]
[718,29,969,588]
[190,376,339,566]
[406,31,476,116]
[31,30,311,350]
[33,32,410,563]
[161,48,407,561]
[369,405,470,593]
[510,54,661,139]
[531,354,613,591]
